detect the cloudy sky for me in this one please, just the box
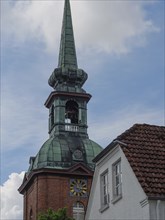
[1,0,164,219]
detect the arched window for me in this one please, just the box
[73,202,85,220]
[50,105,54,127]
[65,100,78,124]
[29,209,33,220]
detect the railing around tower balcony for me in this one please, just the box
[65,124,79,132]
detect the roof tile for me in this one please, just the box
[116,123,165,198]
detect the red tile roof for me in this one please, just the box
[116,124,165,199]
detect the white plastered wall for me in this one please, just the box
[86,144,150,220]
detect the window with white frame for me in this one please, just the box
[100,169,109,211]
[112,159,122,201]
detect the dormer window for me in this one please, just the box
[65,100,78,124]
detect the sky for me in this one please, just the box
[1,0,164,219]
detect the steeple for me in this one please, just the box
[58,0,77,69]
[48,0,87,92]
[19,1,103,218]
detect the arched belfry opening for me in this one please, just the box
[50,105,54,126]
[65,100,79,124]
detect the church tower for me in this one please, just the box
[19,0,102,219]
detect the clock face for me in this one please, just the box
[73,149,83,160]
[70,179,87,197]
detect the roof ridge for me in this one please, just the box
[136,123,165,128]
[114,123,138,141]
[115,123,165,142]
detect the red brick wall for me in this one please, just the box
[24,173,93,220]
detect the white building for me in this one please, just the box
[86,124,165,220]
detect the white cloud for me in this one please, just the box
[1,172,24,220]
[1,0,63,51]
[73,0,158,54]
[2,0,158,55]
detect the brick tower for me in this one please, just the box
[18,0,102,219]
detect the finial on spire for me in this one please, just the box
[58,0,77,69]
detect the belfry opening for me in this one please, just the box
[65,100,79,124]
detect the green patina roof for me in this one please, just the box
[58,0,77,69]
[29,135,102,171]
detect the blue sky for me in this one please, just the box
[1,0,164,218]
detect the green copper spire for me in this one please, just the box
[58,0,77,69]
[48,0,88,91]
